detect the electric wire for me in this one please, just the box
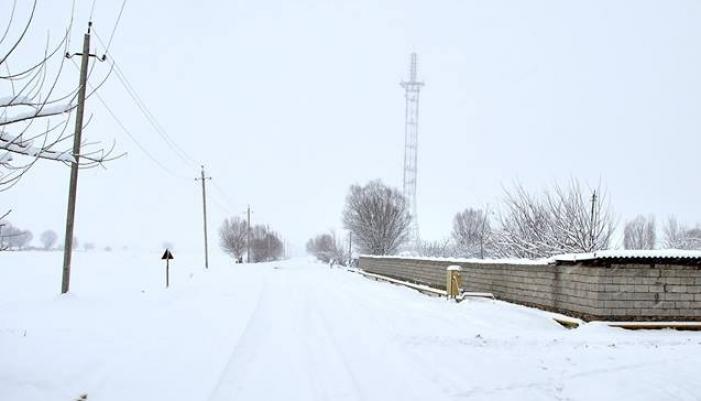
[92,29,197,168]
[85,11,239,215]
[103,0,126,54]
[89,0,98,21]
[70,59,189,181]
[212,180,238,209]
[89,43,238,215]
[95,89,189,180]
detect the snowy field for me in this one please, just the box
[1,251,701,401]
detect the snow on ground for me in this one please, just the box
[1,251,700,401]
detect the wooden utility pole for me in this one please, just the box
[61,23,103,294]
[589,191,597,251]
[246,205,251,263]
[195,166,212,269]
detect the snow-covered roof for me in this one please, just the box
[551,249,701,263]
[360,254,548,266]
[361,249,701,266]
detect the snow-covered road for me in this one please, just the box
[1,252,700,401]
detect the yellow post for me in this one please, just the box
[446,265,462,300]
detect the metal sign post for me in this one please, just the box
[161,249,174,288]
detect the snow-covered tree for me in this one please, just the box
[250,225,283,262]
[452,208,493,258]
[1,1,118,191]
[663,217,701,250]
[342,180,411,255]
[39,229,57,250]
[417,238,457,258]
[306,232,346,264]
[623,215,656,250]
[219,217,248,260]
[493,181,614,258]
[2,223,32,250]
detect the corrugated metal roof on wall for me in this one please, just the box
[552,249,701,263]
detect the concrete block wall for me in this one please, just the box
[359,256,701,321]
[596,264,701,320]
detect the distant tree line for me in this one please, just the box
[0,220,108,252]
[218,217,284,263]
[322,178,701,260]
[0,222,34,250]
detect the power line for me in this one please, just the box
[209,194,234,215]
[76,71,237,240]
[72,57,189,180]
[212,180,236,208]
[90,10,241,213]
[88,17,241,215]
[75,58,237,212]
[103,0,127,54]
[95,90,189,180]
[114,63,196,165]
[92,30,197,168]
[89,0,98,21]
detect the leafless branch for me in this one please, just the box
[1,1,119,190]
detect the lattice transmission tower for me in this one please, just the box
[400,52,424,248]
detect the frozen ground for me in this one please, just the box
[1,251,700,401]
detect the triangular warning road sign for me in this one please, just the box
[161,249,174,260]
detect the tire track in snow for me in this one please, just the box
[302,288,367,401]
[312,269,443,400]
[208,265,344,401]
[206,273,271,401]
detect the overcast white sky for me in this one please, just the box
[4,0,701,254]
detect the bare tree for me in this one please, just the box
[452,208,493,258]
[83,242,94,251]
[18,229,32,249]
[1,222,19,249]
[306,232,346,264]
[494,181,614,258]
[623,215,656,250]
[663,216,701,250]
[417,238,456,258]
[688,228,701,249]
[219,217,248,260]
[250,225,283,262]
[39,229,57,250]
[0,221,32,250]
[0,213,11,250]
[1,1,119,192]
[342,180,412,255]
[4,225,32,249]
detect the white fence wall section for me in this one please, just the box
[359,255,701,321]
